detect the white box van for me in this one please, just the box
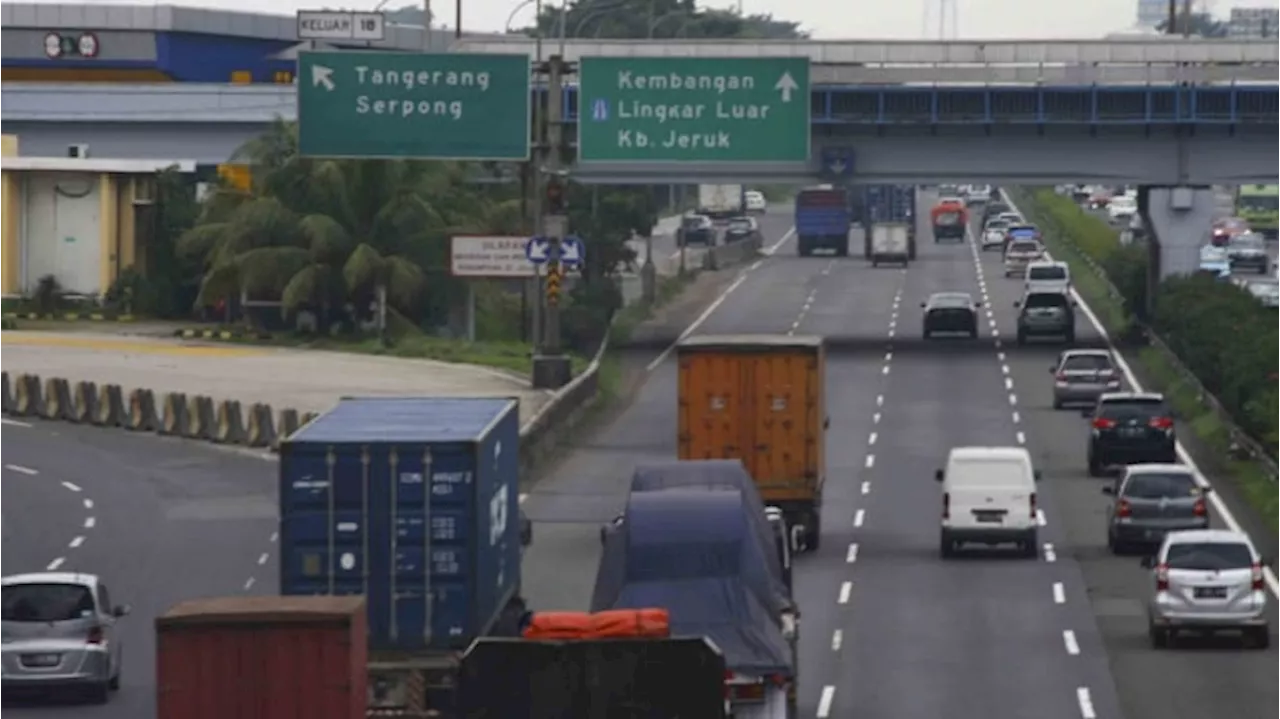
[1024,260,1071,293]
[936,447,1041,558]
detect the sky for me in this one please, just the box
[22,0,1280,39]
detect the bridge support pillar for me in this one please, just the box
[1139,185,1216,306]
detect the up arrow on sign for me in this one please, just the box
[774,72,799,102]
[312,65,335,91]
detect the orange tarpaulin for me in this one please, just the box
[522,609,671,640]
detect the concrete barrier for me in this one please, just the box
[14,374,44,417]
[245,403,276,448]
[215,400,247,444]
[72,381,98,423]
[97,384,126,427]
[42,377,72,421]
[160,392,190,436]
[187,395,217,441]
[127,389,159,432]
[275,408,301,447]
[702,235,762,271]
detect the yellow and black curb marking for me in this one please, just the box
[2,312,135,322]
[0,371,317,451]
[173,328,274,341]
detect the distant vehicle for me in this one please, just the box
[1083,392,1178,476]
[698,184,744,220]
[1050,349,1120,409]
[996,211,1024,226]
[921,292,981,339]
[1235,184,1278,240]
[1003,237,1045,277]
[1141,529,1271,649]
[1,571,130,704]
[982,200,1012,224]
[964,185,991,205]
[1014,289,1075,345]
[1103,464,1210,554]
[723,216,761,244]
[677,213,717,247]
[1024,260,1071,293]
[744,190,768,214]
[930,199,968,242]
[1226,233,1271,274]
[795,186,851,256]
[1108,195,1138,223]
[981,219,1010,250]
[1234,277,1280,309]
[1087,187,1114,209]
[870,222,911,267]
[1197,244,1232,279]
[936,447,1041,559]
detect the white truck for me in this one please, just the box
[870,222,911,267]
[698,184,744,220]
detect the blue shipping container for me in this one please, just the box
[863,185,916,224]
[278,397,522,653]
[795,188,851,237]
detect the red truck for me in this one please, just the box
[931,199,969,243]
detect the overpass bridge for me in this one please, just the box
[2,38,1277,183]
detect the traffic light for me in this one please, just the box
[545,178,567,215]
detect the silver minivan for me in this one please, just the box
[1141,529,1271,649]
[1,572,129,703]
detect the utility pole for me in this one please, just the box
[530,54,573,389]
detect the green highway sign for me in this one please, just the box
[297,51,531,160]
[578,57,811,163]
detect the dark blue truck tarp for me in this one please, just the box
[862,185,916,224]
[795,188,851,237]
[590,488,796,678]
[278,397,523,652]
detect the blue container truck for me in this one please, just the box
[279,397,526,717]
[795,186,851,257]
[858,185,917,260]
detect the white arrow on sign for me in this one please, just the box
[561,238,583,264]
[774,72,799,103]
[312,64,336,92]
[829,159,847,175]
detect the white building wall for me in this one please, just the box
[22,172,102,297]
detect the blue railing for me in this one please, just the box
[535,84,1278,125]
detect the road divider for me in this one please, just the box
[701,235,763,271]
[1,311,135,322]
[173,327,274,341]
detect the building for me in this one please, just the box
[1228,7,1279,37]
[1136,0,1172,28]
[0,2,486,84]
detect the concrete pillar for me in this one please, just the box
[1140,186,1216,280]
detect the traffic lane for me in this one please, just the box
[1,420,277,718]
[980,247,1280,719]
[787,250,913,710]
[1,445,92,577]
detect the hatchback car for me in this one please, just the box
[1142,529,1270,649]
[1103,465,1210,553]
[676,214,716,247]
[1,572,129,703]
[1050,349,1120,408]
[1003,237,1044,276]
[922,292,982,339]
[980,220,1009,250]
[723,216,760,244]
[1014,290,1075,345]
[1084,392,1178,476]
[1226,233,1271,274]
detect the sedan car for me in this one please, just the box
[1226,233,1271,274]
[1084,392,1177,476]
[723,216,760,244]
[1142,529,1270,649]
[980,219,1009,250]
[1103,464,1210,554]
[922,292,982,339]
[675,213,716,247]
[1050,349,1120,408]
[1,572,129,703]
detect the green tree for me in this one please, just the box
[526,0,805,40]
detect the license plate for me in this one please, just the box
[1119,427,1144,438]
[20,654,60,667]
[1193,586,1227,599]
[973,511,1005,523]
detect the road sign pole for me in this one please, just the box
[531,54,573,390]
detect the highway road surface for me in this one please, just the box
[1,332,549,424]
[520,197,1278,719]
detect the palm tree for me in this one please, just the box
[177,120,446,334]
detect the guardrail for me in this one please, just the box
[1011,189,1278,480]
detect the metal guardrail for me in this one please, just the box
[1013,189,1278,479]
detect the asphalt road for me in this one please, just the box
[1,419,278,717]
[995,197,1280,719]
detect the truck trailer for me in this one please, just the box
[278,397,528,717]
[795,186,851,256]
[857,185,918,260]
[675,335,827,552]
[699,184,745,220]
[870,223,912,267]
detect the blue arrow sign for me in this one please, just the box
[820,146,855,178]
[525,236,550,264]
[560,236,585,266]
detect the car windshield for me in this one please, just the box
[1098,398,1165,420]
[1230,236,1265,250]
[1023,293,1069,309]
[1028,266,1067,281]
[2,583,96,622]
[1165,542,1253,571]
[1062,354,1112,371]
[727,219,753,231]
[930,294,972,307]
[985,221,1009,231]
[682,216,707,229]
[1123,473,1200,499]
[1010,241,1041,254]
[1238,195,1279,212]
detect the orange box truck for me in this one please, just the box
[676,334,827,551]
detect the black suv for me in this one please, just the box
[1015,290,1075,344]
[1083,392,1178,476]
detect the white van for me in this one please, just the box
[1024,260,1071,293]
[936,447,1041,558]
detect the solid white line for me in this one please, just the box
[1043,543,1057,562]
[864,455,875,469]
[817,686,836,718]
[68,536,85,548]
[853,509,866,528]
[47,557,65,570]
[61,481,82,492]
[1,418,33,427]
[763,228,796,255]
[1001,189,1280,598]
[831,629,843,651]
[837,581,852,604]
[645,271,750,372]
[1077,687,1097,719]
[860,480,871,495]
[846,543,859,563]
[257,553,269,565]
[1053,582,1066,604]
[83,516,96,529]
[244,576,256,591]
[1063,630,1080,655]
[5,464,38,475]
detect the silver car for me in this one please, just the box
[1103,464,1211,553]
[1,572,129,703]
[1142,529,1271,649]
[1050,349,1121,408]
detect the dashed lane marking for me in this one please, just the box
[1016,431,1027,445]
[853,509,866,528]
[864,455,875,469]
[846,543,859,563]
[837,581,852,605]
[817,686,836,718]
[1076,688,1097,719]
[5,464,38,475]
[1063,630,1080,655]
[868,432,878,446]
[1,418,33,427]
[257,552,269,565]
[244,576,256,591]
[831,629,843,651]
[68,536,84,548]
[46,557,65,571]
[860,481,871,495]
[61,481,82,492]
[1053,582,1066,604]
[1044,543,1058,562]
[83,516,95,529]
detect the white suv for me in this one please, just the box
[1142,529,1271,649]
